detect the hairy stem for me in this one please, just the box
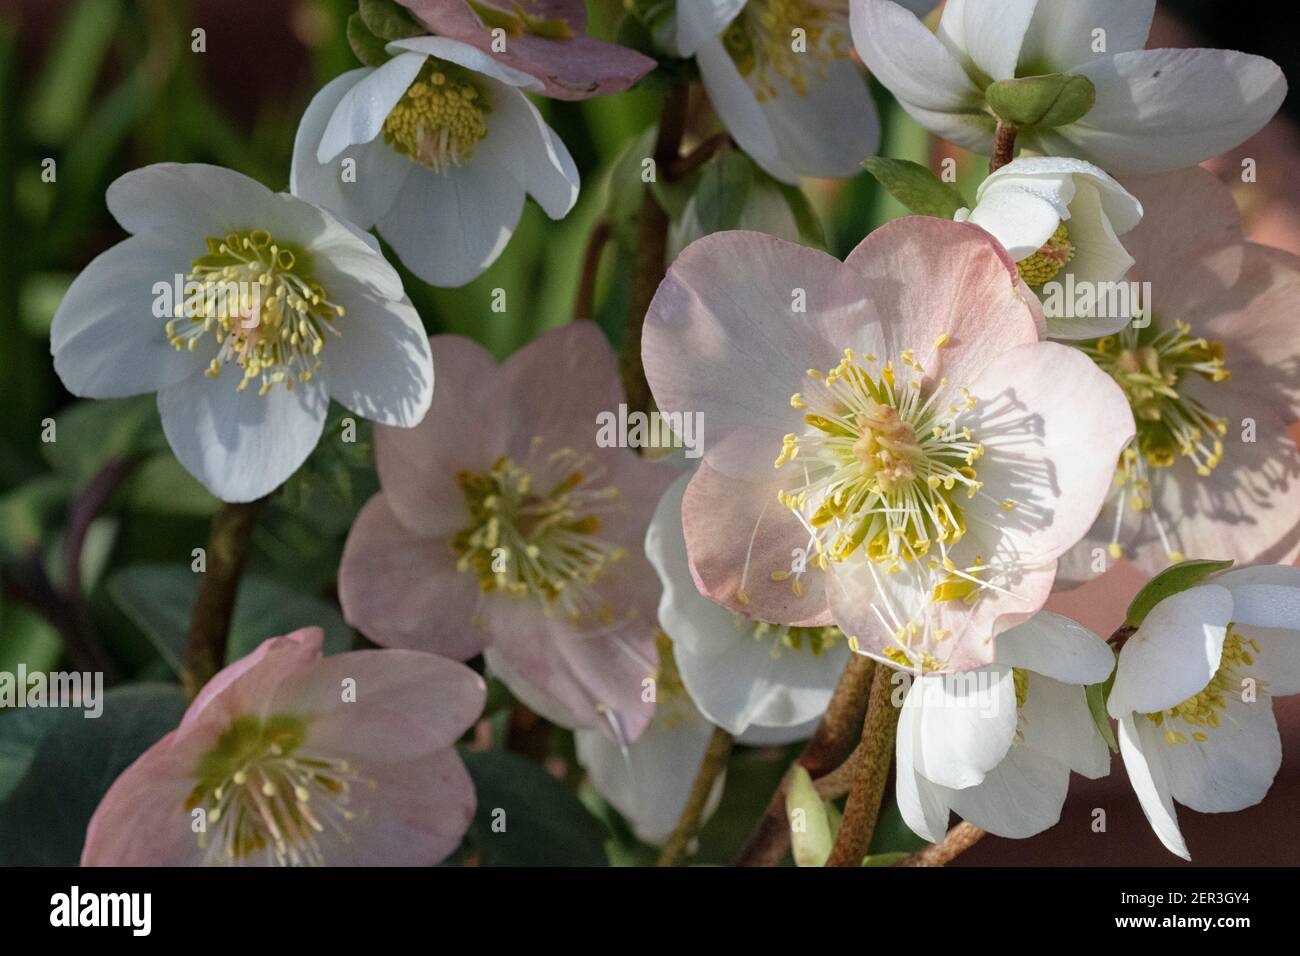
[989,120,1018,172]
[896,822,987,866]
[619,81,690,415]
[181,497,266,699]
[824,664,901,866]
[657,725,733,866]
[735,654,876,866]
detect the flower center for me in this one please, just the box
[1144,627,1258,744]
[452,449,627,624]
[721,0,850,100]
[776,348,984,573]
[383,59,490,173]
[166,230,344,395]
[184,714,370,866]
[1015,222,1075,287]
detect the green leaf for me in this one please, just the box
[40,396,164,482]
[461,749,609,866]
[786,765,834,867]
[1124,558,1234,629]
[347,12,392,68]
[0,474,72,559]
[26,0,123,143]
[124,453,218,517]
[867,794,930,855]
[0,706,62,802]
[107,564,356,677]
[358,0,425,41]
[985,73,1095,129]
[861,157,968,220]
[0,684,187,865]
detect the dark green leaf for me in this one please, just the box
[0,684,186,865]
[107,564,356,677]
[358,0,425,41]
[461,749,609,866]
[347,12,392,68]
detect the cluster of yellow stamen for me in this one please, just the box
[721,0,850,100]
[774,347,985,576]
[185,714,370,866]
[1082,319,1230,562]
[1016,222,1075,287]
[451,445,626,624]
[1145,627,1259,745]
[165,230,343,396]
[383,59,490,173]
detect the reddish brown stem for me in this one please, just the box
[896,822,987,866]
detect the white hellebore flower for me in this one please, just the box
[291,36,579,288]
[1108,565,1300,860]
[850,0,1287,174]
[646,471,850,742]
[576,636,725,846]
[956,156,1143,339]
[50,164,434,503]
[896,612,1114,842]
[670,0,938,183]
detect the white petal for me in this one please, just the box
[478,85,579,219]
[945,0,1037,82]
[755,58,881,181]
[51,237,200,398]
[648,472,846,734]
[1160,693,1280,814]
[157,370,329,503]
[896,685,953,843]
[575,704,722,846]
[1019,672,1112,779]
[376,162,524,288]
[1018,0,1154,72]
[912,666,1018,789]
[290,69,412,228]
[1108,585,1232,718]
[966,188,1063,259]
[107,163,278,247]
[1118,715,1189,859]
[1215,566,1300,632]
[1048,48,1287,175]
[993,611,1114,685]
[387,36,541,89]
[695,38,791,182]
[675,0,746,57]
[321,295,432,427]
[317,54,425,163]
[944,744,1070,839]
[1238,625,1300,696]
[851,0,985,112]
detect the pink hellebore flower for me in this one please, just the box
[339,323,675,741]
[82,629,485,866]
[1059,167,1300,583]
[643,218,1134,673]
[398,0,656,100]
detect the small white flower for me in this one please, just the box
[1108,565,1300,860]
[576,636,725,846]
[50,163,433,503]
[851,0,1286,174]
[896,612,1114,842]
[291,36,579,287]
[646,471,849,742]
[668,0,937,183]
[956,156,1142,339]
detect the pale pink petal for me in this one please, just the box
[643,230,883,480]
[681,461,834,627]
[339,494,489,660]
[374,334,506,536]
